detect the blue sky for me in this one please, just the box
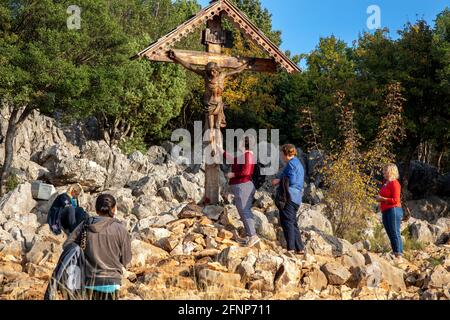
[197,0,449,58]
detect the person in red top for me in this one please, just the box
[376,163,404,261]
[220,136,259,248]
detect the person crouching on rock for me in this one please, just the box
[64,194,132,300]
[376,163,404,263]
[47,183,88,235]
[272,144,305,255]
[219,136,260,248]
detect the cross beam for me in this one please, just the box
[146,49,277,73]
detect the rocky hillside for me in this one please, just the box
[0,112,449,300]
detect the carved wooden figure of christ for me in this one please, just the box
[168,49,254,156]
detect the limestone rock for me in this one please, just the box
[158,237,180,252]
[142,228,172,245]
[128,151,151,174]
[364,253,406,291]
[254,191,274,210]
[237,254,257,282]
[26,241,61,265]
[0,229,21,255]
[303,183,325,205]
[321,262,351,285]
[409,220,435,244]
[436,218,450,232]
[274,259,301,291]
[218,246,253,273]
[147,146,169,165]
[202,206,223,221]
[0,183,37,218]
[406,196,449,223]
[0,109,79,163]
[302,267,328,292]
[353,240,371,252]
[179,203,204,218]
[248,270,275,292]
[218,229,233,240]
[130,240,169,267]
[137,214,176,230]
[197,269,243,289]
[298,204,333,235]
[168,176,202,203]
[253,209,277,241]
[254,252,283,273]
[303,229,363,261]
[195,225,218,238]
[425,265,450,289]
[158,187,173,202]
[81,141,139,189]
[132,176,159,197]
[220,205,244,230]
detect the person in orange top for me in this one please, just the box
[376,163,404,261]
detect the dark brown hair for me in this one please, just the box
[95,194,117,218]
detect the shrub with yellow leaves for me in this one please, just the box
[319,83,406,243]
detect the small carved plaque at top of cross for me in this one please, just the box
[202,29,233,48]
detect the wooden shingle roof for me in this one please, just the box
[134,0,300,73]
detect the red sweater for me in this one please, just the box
[224,151,255,186]
[379,179,402,213]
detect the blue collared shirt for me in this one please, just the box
[277,157,305,205]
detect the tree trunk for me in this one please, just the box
[437,150,444,173]
[0,109,19,196]
[0,107,33,196]
[0,113,4,145]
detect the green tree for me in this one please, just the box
[0,0,197,193]
[395,19,447,172]
[303,36,356,147]
[432,8,450,171]
[0,0,91,195]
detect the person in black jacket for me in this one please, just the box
[48,183,87,235]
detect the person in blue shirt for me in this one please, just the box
[272,144,305,254]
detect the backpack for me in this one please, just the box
[60,206,90,234]
[44,221,90,300]
[252,162,268,190]
[47,193,72,235]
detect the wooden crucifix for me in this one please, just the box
[134,0,300,205]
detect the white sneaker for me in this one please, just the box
[246,236,261,248]
[394,255,404,264]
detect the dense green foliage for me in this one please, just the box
[0,0,199,149]
[271,9,450,172]
[0,1,449,170]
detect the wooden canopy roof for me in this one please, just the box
[133,0,300,74]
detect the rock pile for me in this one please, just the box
[0,111,449,300]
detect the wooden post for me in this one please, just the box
[204,14,223,205]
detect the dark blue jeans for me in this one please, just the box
[279,200,304,251]
[382,207,404,255]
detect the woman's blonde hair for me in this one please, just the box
[281,144,297,157]
[67,183,83,197]
[384,163,400,180]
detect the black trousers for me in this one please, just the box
[61,206,87,234]
[279,200,304,251]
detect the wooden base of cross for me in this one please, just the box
[204,126,223,205]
